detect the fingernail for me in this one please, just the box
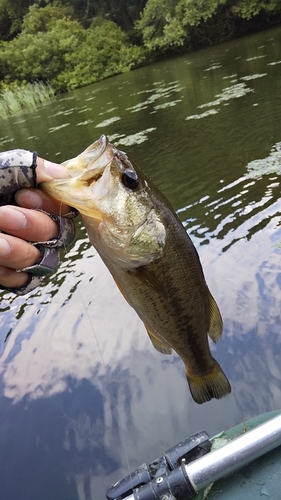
[44,160,68,179]
[0,207,27,230]
[0,238,11,257]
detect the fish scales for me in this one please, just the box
[103,212,211,367]
[41,135,231,404]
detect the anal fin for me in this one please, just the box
[145,325,173,355]
[112,273,172,355]
[207,291,223,343]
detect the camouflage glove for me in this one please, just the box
[0,149,76,295]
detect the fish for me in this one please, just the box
[41,135,231,404]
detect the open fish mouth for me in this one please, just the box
[40,135,115,218]
[61,135,110,176]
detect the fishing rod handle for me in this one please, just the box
[185,413,281,491]
[128,464,196,500]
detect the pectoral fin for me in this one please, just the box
[207,292,223,343]
[128,267,168,298]
[111,275,134,308]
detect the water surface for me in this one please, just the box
[0,26,281,499]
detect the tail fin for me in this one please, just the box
[186,360,231,405]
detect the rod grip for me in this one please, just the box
[134,465,196,500]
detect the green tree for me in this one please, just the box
[135,0,186,51]
[56,17,145,89]
[232,0,281,19]
[175,0,227,27]
[0,7,145,92]
[0,0,33,39]
[136,0,279,52]
[22,2,74,34]
[136,0,228,52]
[56,0,147,33]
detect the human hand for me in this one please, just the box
[0,152,76,294]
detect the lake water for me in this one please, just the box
[0,25,281,500]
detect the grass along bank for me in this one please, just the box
[0,82,55,119]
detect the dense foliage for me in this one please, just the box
[0,3,145,91]
[136,0,281,52]
[0,0,280,92]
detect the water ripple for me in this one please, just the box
[198,83,254,109]
[153,99,182,111]
[109,127,156,146]
[98,107,118,115]
[246,55,267,61]
[95,116,121,128]
[268,60,281,66]
[76,120,94,126]
[49,123,70,133]
[179,141,281,250]
[245,142,281,178]
[240,73,267,81]
[126,83,183,113]
[185,109,218,120]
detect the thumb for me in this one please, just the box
[36,157,69,183]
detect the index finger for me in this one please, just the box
[35,157,69,183]
[15,156,71,214]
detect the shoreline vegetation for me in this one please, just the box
[0,82,55,118]
[0,0,280,116]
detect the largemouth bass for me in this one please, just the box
[41,135,231,404]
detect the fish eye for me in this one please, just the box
[121,170,139,190]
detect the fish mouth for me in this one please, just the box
[40,135,114,218]
[61,135,109,175]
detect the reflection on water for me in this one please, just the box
[109,127,156,146]
[197,82,254,108]
[0,25,281,499]
[246,142,281,178]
